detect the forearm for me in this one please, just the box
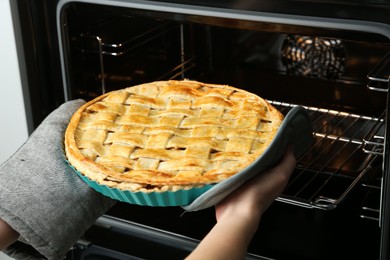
[187,210,260,260]
[0,218,19,250]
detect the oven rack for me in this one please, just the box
[269,101,384,210]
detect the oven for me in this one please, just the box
[9,0,390,259]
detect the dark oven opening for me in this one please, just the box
[60,2,390,260]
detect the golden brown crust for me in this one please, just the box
[64,80,283,192]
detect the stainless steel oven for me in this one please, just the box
[10,0,390,259]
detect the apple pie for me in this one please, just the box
[64,80,283,193]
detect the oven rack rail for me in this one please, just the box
[75,21,193,97]
[78,20,178,57]
[359,111,384,221]
[268,101,384,210]
[367,51,390,92]
[360,144,383,222]
[361,181,381,222]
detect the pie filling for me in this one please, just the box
[64,80,283,192]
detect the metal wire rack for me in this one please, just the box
[269,101,384,210]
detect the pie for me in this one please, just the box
[64,80,283,192]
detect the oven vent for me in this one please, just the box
[281,35,346,80]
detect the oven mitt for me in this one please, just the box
[182,105,313,211]
[0,100,116,260]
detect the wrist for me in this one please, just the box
[0,218,19,250]
[218,203,262,231]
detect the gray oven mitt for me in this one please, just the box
[183,105,313,211]
[0,100,116,260]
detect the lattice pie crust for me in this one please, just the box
[64,80,283,192]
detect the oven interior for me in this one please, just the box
[60,2,390,260]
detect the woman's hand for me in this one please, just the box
[216,146,296,222]
[187,147,296,260]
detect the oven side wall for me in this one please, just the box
[380,86,390,259]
